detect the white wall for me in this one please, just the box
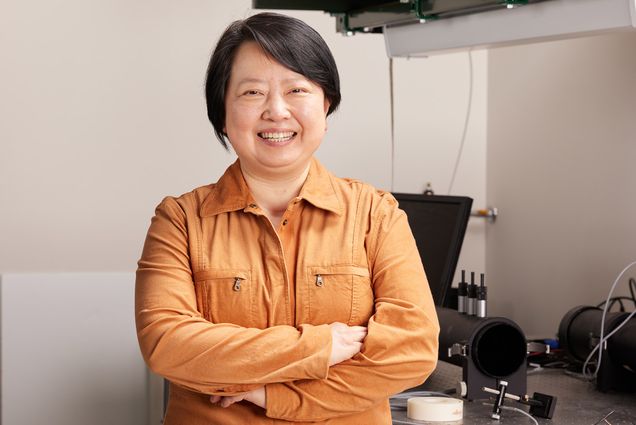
[0,1,486,276]
[0,1,382,271]
[393,51,488,279]
[1,273,145,425]
[486,31,636,337]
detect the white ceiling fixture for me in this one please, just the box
[384,0,636,57]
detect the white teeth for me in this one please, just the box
[258,131,296,142]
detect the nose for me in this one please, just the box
[262,92,291,121]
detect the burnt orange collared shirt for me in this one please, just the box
[135,157,439,424]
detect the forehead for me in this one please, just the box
[229,41,306,83]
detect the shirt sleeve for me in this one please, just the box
[135,197,332,395]
[264,192,440,422]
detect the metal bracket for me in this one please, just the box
[471,207,498,222]
[448,343,469,357]
[527,342,550,354]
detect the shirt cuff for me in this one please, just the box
[298,323,332,379]
[265,323,332,419]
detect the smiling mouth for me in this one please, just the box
[257,131,297,143]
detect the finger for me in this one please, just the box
[220,396,237,408]
[349,330,367,341]
[210,395,222,404]
[349,332,367,340]
[346,340,362,350]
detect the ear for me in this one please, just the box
[323,97,331,115]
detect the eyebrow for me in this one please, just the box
[236,77,309,85]
[236,78,265,85]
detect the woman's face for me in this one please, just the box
[224,41,330,179]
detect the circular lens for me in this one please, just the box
[473,323,526,377]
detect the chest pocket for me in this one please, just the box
[306,265,374,326]
[193,269,253,327]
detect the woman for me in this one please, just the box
[136,12,439,424]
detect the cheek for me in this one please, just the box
[226,104,259,133]
[296,104,327,132]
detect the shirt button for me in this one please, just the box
[282,219,288,226]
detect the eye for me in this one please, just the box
[289,88,308,94]
[243,89,262,96]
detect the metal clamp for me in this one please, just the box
[448,343,468,357]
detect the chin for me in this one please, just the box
[256,155,311,174]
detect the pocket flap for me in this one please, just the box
[193,269,250,283]
[308,265,370,278]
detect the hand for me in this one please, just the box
[328,322,367,366]
[244,387,266,408]
[210,387,266,409]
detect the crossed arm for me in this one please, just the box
[209,322,367,409]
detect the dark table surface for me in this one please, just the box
[391,362,636,425]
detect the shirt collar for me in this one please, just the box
[200,160,254,217]
[299,157,343,216]
[200,157,343,218]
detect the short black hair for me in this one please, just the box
[205,12,341,149]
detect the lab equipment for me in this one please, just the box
[437,307,527,400]
[391,193,473,307]
[558,305,636,392]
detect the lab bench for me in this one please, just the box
[392,362,636,425]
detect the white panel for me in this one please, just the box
[1,273,147,425]
[486,32,636,337]
[385,0,636,57]
[392,51,488,279]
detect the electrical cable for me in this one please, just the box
[481,402,539,425]
[582,260,636,379]
[563,369,590,380]
[501,405,539,425]
[615,298,625,312]
[582,308,636,377]
[596,296,635,311]
[447,49,474,195]
[614,297,625,312]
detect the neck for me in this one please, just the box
[240,162,311,220]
